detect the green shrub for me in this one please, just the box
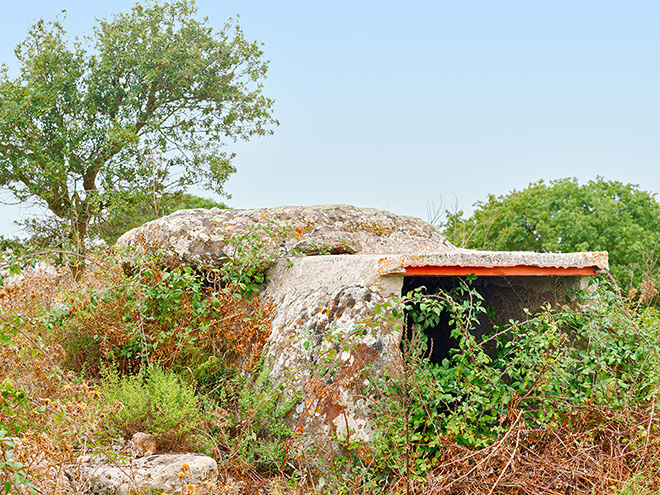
[99,366,202,452]
[0,328,34,494]
[52,249,274,377]
[360,279,660,491]
[192,355,242,404]
[218,362,297,475]
[617,473,659,495]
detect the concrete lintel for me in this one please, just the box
[378,251,609,277]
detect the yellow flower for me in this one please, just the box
[181,463,189,470]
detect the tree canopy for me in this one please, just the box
[0,0,276,253]
[443,178,660,287]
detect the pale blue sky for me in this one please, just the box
[0,1,658,236]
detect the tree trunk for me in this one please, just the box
[70,214,90,280]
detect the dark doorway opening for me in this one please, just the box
[402,275,559,365]
[401,276,466,365]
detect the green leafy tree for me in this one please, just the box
[443,178,660,287]
[0,0,276,255]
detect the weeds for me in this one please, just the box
[0,385,32,494]
[0,240,291,493]
[215,361,298,477]
[51,250,274,376]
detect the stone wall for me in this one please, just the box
[262,255,404,447]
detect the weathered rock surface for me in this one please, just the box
[74,453,217,495]
[262,255,403,447]
[115,204,458,267]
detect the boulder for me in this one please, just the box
[129,432,157,458]
[74,453,217,495]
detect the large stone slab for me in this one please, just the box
[116,204,457,267]
[262,254,403,449]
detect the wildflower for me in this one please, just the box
[181,463,189,470]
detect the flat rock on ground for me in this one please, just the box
[72,453,217,495]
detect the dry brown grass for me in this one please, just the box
[0,322,113,494]
[0,266,66,315]
[416,405,660,495]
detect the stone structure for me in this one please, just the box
[117,205,608,450]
